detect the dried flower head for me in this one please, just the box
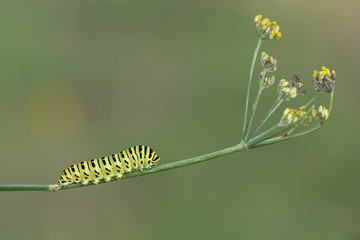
[261,52,277,72]
[312,105,329,124]
[312,66,336,93]
[290,75,306,96]
[254,15,281,40]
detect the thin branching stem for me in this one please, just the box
[0,143,247,191]
[328,91,334,115]
[305,95,318,108]
[247,106,315,147]
[242,38,262,139]
[251,124,321,148]
[248,98,283,140]
[244,75,265,141]
[0,184,58,192]
[247,123,282,145]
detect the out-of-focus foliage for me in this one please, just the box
[0,1,358,239]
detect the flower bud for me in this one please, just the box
[254,14,282,40]
[280,106,310,126]
[261,52,277,72]
[312,66,336,93]
[312,105,330,124]
[278,75,305,101]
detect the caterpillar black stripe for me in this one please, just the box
[59,145,160,188]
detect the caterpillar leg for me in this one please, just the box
[114,172,123,179]
[92,179,101,185]
[103,176,112,182]
[81,178,92,185]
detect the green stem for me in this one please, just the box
[0,184,59,192]
[244,84,263,141]
[242,38,262,140]
[0,143,247,191]
[248,98,284,139]
[248,106,315,147]
[304,95,318,108]
[328,91,334,115]
[247,123,282,145]
[251,124,321,148]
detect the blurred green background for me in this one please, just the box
[0,0,358,239]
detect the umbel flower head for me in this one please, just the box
[254,15,281,40]
[313,66,336,93]
[278,75,306,101]
[280,106,312,126]
[261,52,277,72]
[258,73,275,88]
[312,105,329,124]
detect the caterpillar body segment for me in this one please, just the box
[79,161,92,185]
[58,145,160,188]
[110,153,125,179]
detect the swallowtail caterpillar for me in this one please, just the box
[59,145,160,188]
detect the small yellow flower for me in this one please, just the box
[261,52,277,72]
[312,105,330,124]
[312,66,336,93]
[254,14,281,40]
[280,106,310,126]
[278,75,306,101]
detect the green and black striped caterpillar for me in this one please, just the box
[59,145,160,188]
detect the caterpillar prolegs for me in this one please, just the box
[59,145,160,188]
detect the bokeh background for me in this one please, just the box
[0,0,358,239]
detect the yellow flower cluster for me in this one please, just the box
[261,52,277,72]
[278,79,298,100]
[281,106,312,126]
[278,75,306,101]
[312,105,329,124]
[263,75,275,88]
[313,66,336,93]
[254,15,281,40]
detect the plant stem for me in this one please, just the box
[248,105,315,147]
[328,91,334,115]
[0,143,247,191]
[248,98,284,139]
[251,124,321,148]
[247,123,282,145]
[0,184,59,192]
[304,95,318,108]
[242,38,262,140]
[244,76,265,141]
